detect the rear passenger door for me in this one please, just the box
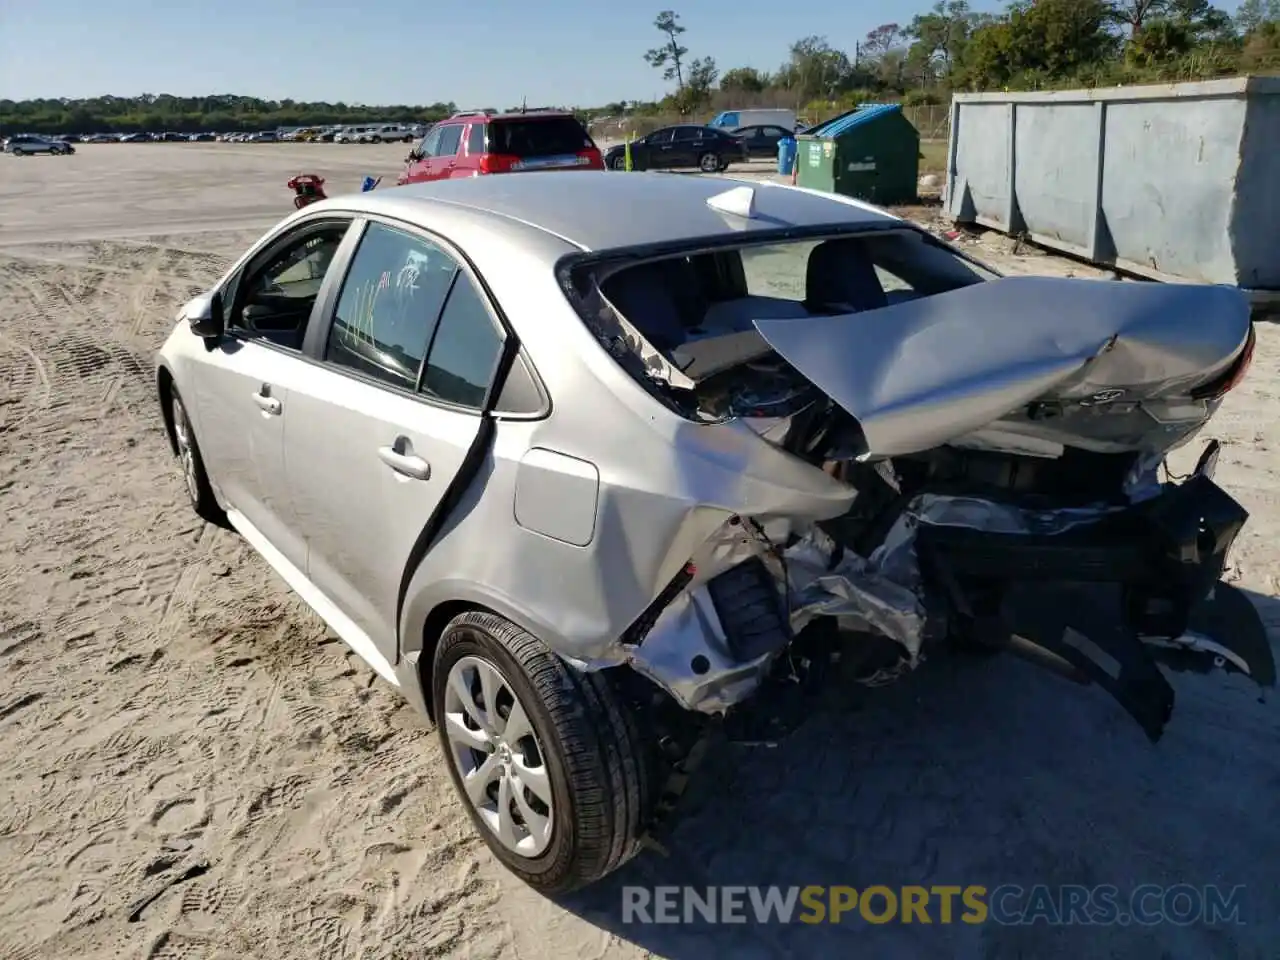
[670,126,703,168]
[284,218,510,667]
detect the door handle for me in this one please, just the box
[252,386,281,415]
[377,443,431,480]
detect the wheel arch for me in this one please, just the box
[156,364,178,456]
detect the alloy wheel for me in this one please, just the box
[171,396,200,505]
[443,655,554,857]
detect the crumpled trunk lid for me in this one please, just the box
[752,276,1253,459]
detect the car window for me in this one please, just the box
[466,123,486,155]
[417,125,442,157]
[420,272,505,409]
[436,123,463,157]
[673,127,702,142]
[326,223,460,389]
[488,117,592,158]
[766,126,789,138]
[646,129,674,145]
[738,233,993,305]
[232,224,349,347]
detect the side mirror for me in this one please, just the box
[406,149,422,162]
[185,292,224,339]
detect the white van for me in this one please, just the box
[709,108,798,132]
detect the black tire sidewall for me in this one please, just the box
[699,152,718,172]
[170,387,223,522]
[432,621,580,883]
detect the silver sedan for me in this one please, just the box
[156,171,1272,892]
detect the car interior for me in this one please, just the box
[234,228,348,350]
[598,238,908,382]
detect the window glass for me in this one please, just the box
[673,127,702,142]
[417,125,442,157]
[421,273,505,409]
[646,129,674,145]
[466,123,486,155]
[232,225,348,348]
[327,223,458,388]
[436,123,463,157]
[488,117,592,157]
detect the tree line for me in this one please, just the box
[2,0,1278,136]
[623,0,1279,120]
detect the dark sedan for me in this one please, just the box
[732,123,796,159]
[603,124,747,173]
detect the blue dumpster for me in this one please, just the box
[777,137,797,175]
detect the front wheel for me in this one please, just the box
[170,388,225,525]
[433,611,657,894]
[369,135,382,144]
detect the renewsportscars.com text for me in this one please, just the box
[621,884,1246,926]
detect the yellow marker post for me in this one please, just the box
[624,133,633,172]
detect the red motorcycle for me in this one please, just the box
[287,173,381,210]
[287,173,327,210]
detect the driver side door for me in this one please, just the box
[400,125,442,184]
[190,217,356,569]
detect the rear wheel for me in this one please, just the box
[609,155,626,171]
[369,135,382,144]
[433,611,657,894]
[11,148,25,157]
[698,151,719,173]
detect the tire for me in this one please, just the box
[11,148,24,157]
[170,388,225,525]
[608,156,626,171]
[369,135,382,144]
[432,611,657,894]
[698,151,719,173]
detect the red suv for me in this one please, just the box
[397,110,603,184]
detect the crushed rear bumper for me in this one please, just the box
[916,472,1275,741]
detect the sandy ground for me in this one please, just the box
[1,144,1277,960]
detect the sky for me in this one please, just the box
[0,0,1023,107]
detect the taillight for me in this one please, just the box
[478,153,519,174]
[1191,325,1256,400]
[578,147,604,169]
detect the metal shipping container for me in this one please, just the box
[945,77,1280,303]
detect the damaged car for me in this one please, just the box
[155,170,1273,894]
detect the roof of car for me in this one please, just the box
[366,171,898,253]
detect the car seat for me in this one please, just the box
[803,239,888,314]
[601,257,709,351]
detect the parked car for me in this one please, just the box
[3,134,75,156]
[247,131,278,143]
[189,132,216,142]
[732,123,796,159]
[155,171,1268,894]
[119,132,153,143]
[602,124,746,172]
[359,124,416,143]
[334,126,370,144]
[397,110,601,184]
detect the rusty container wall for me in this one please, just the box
[945,78,1280,296]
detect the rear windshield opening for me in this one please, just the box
[588,230,996,359]
[490,118,595,158]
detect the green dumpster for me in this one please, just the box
[794,103,920,206]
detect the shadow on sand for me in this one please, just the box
[554,588,1280,960]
